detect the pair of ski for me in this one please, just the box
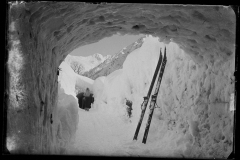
[133,47,167,144]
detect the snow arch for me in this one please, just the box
[8,2,235,157]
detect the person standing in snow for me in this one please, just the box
[84,88,91,97]
[82,88,91,110]
[76,92,84,109]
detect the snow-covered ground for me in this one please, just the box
[57,35,234,158]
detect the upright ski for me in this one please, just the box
[133,48,163,140]
[142,47,167,144]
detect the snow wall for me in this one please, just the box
[68,35,234,158]
[53,61,94,153]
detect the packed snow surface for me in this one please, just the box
[58,35,234,158]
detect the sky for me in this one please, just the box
[70,34,144,57]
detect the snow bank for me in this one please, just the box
[92,76,106,108]
[53,61,94,153]
[70,35,234,158]
[93,76,106,97]
[143,38,234,158]
[58,62,76,96]
[52,84,79,153]
[75,74,94,94]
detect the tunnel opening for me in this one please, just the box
[57,33,144,112]
[7,2,236,158]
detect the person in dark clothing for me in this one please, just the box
[76,92,84,109]
[82,88,92,110]
[76,88,94,111]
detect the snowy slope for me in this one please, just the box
[83,36,145,80]
[64,53,109,75]
[64,35,233,158]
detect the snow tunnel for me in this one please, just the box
[7,2,236,158]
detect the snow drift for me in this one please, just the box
[53,61,94,153]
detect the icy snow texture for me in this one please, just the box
[68,35,234,158]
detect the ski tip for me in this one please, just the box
[159,49,162,57]
[164,47,167,61]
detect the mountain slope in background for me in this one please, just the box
[64,53,108,74]
[83,35,146,80]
